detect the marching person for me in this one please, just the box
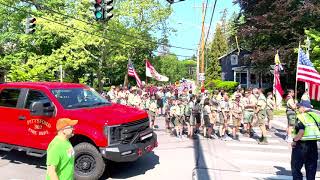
[170,99,183,139]
[46,118,78,180]
[266,92,275,131]
[203,98,213,138]
[286,89,297,142]
[164,98,173,133]
[256,88,268,145]
[243,89,257,138]
[149,95,158,129]
[220,93,232,140]
[231,94,243,141]
[291,101,320,180]
[188,95,197,139]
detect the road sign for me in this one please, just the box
[199,73,205,81]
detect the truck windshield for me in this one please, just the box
[51,88,110,109]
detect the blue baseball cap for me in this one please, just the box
[297,100,312,109]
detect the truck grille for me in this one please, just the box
[120,118,150,144]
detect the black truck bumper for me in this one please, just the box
[100,132,157,162]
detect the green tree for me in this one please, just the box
[234,0,320,68]
[0,0,173,90]
[206,24,228,81]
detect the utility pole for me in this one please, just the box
[194,1,209,88]
[200,2,206,88]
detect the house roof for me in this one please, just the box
[218,48,250,60]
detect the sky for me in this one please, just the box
[164,0,240,60]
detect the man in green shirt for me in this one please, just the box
[46,118,78,180]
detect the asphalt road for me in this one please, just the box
[0,116,320,180]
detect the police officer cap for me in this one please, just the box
[297,100,312,109]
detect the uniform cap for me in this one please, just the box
[297,100,312,109]
[56,118,78,131]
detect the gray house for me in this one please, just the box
[218,49,272,89]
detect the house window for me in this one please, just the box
[236,72,247,84]
[231,55,238,65]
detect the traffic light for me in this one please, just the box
[94,0,103,20]
[25,17,36,34]
[166,0,185,4]
[104,0,113,21]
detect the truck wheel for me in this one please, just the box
[74,142,105,180]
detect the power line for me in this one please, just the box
[22,0,197,52]
[0,2,193,58]
[204,0,218,47]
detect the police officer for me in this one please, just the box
[291,101,320,180]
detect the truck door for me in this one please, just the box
[19,89,56,150]
[0,88,24,145]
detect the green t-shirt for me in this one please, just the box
[46,136,75,180]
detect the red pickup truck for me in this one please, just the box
[0,82,157,179]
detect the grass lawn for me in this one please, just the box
[273,107,286,116]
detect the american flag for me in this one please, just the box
[297,48,320,101]
[128,59,142,88]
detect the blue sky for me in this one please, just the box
[165,0,239,60]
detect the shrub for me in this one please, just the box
[205,79,239,93]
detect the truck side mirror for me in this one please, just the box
[30,100,55,117]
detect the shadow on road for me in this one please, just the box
[0,150,46,170]
[274,166,291,176]
[192,136,211,180]
[100,152,159,180]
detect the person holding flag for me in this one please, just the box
[273,51,284,109]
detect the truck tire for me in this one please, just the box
[74,142,105,180]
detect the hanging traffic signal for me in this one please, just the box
[166,0,174,4]
[25,17,36,34]
[94,0,103,20]
[104,0,113,21]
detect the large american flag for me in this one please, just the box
[128,59,142,88]
[297,48,320,101]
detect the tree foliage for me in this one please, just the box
[206,24,228,81]
[0,0,173,90]
[152,55,196,84]
[234,0,320,68]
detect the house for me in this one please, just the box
[218,49,272,89]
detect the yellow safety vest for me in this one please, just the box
[294,112,320,141]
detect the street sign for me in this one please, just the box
[199,73,205,81]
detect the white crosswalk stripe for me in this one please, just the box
[231,150,289,158]
[239,137,280,143]
[221,120,320,179]
[226,143,289,149]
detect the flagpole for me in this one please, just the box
[295,42,301,101]
[273,51,277,109]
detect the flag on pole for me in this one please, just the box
[273,52,284,107]
[297,48,320,85]
[297,48,320,101]
[146,60,169,82]
[128,59,142,88]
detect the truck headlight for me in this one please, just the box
[104,125,121,146]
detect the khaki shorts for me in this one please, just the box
[232,115,241,127]
[266,109,273,121]
[257,110,266,127]
[244,110,254,123]
[286,110,296,126]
